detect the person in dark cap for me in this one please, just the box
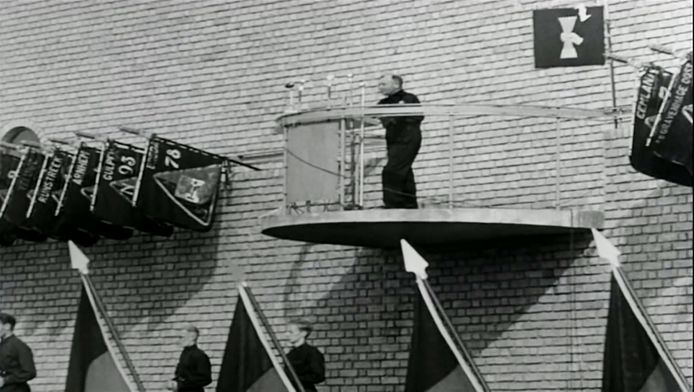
[166,325,211,392]
[285,319,325,392]
[0,313,36,392]
[377,74,424,209]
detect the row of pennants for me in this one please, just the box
[0,132,241,247]
[63,235,691,392]
[630,51,693,186]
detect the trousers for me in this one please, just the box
[382,134,421,208]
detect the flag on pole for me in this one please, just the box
[630,66,691,187]
[0,148,48,242]
[533,6,605,68]
[591,230,691,392]
[64,285,133,392]
[649,52,693,174]
[401,240,488,392]
[57,143,132,241]
[91,140,173,236]
[217,285,295,392]
[0,148,22,245]
[134,136,225,232]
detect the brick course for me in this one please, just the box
[1,1,692,391]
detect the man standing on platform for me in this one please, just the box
[377,74,424,209]
[286,319,325,392]
[167,325,212,392]
[0,313,36,392]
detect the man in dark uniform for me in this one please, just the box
[167,325,212,392]
[0,313,36,392]
[377,74,424,209]
[285,319,325,392]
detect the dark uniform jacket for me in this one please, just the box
[286,343,325,392]
[174,345,212,392]
[0,335,36,392]
[377,89,424,145]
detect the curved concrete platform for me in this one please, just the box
[260,208,604,248]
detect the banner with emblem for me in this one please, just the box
[57,143,132,241]
[533,6,605,68]
[0,148,48,242]
[134,136,225,232]
[91,140,173,236]
[648,52,693,174]
[630,66,691,187]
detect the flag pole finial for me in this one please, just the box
[591,229,621,268]
[400,239,429,280]
[68,240,91,275]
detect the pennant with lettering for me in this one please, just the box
[630,66,691,186]
[0,148,48,242]
[135,136,224,231]
[649,52,693,174]
[57,143,132,241]
[91,140,173,236]
[533,6,605,68]
[65,286,133,392]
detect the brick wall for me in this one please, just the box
[0,1,691,391]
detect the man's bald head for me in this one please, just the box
[378,74,403,96]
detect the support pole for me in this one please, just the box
[448,115,454,209]
[604,0,619,129]
[358,83,366,207]
[554,117,562,210]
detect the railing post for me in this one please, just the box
[448,114,454,209]
[554,117,562,210]
[358,84,366,207]
[339,119,346,208]
[283,126,289,212]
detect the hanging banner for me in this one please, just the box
[134,136,224,232]
[57,143,132,241]
[649,52,693,174]
[630,66,691,186]
[91,140,173,236]
[0,149,22,245]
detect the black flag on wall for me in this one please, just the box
[135,136,224,232]
[649,52,693,174]
[0,148,48,242]
[91,140,173,236]
[630,66,692,186]
[57,143,132,241]
[0,149,22,245]
[533,6,605,68]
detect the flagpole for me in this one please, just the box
[610,267,691,391]
[603,0,619,129]
[80,274,146,392]
[239,284,301,392]
[415,277,487,392]
[422,279,491,392]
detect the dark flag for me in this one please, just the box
[602,275,688,391]
[401,240,487,392]
[0,149,22,245]
[91,140,173,236]
[648,52,693,174]
[405,296,478,392]
[57,143,132,241]
[217,287,294,392]
[630,66,691,186]
[25,148,78,239]
[135,136,224,232]
[65,286,132,392]
[592,229,690,392]
[0,148,48,242]
[533,6,605,68]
